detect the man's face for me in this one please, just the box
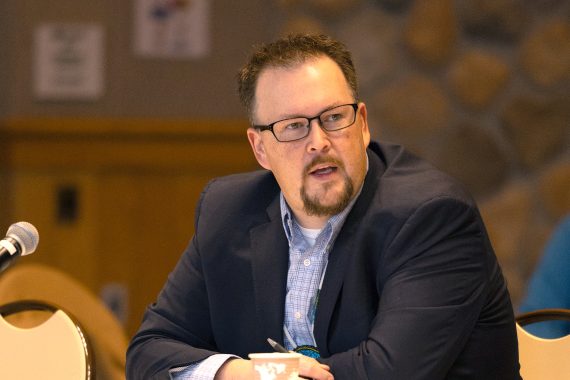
[247,56,371,228]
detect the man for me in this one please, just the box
[126,34,521,379]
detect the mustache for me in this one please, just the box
[303,155,345,177]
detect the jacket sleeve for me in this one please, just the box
[319,196,518,379]
[126,182,221,379]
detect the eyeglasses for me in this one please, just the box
[253,103,359,142]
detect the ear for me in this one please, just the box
[247,128,271,170]
[358,102,371,148]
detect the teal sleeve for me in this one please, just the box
[519,216,570,338]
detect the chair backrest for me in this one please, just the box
[0,300,93,379]
[0,263,128,380]
[516,309,570,380]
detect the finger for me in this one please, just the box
[298,357,334,380]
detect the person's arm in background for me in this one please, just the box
[519,215,570,338]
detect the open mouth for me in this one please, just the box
[304,156,344,179]
[309,165,337,176]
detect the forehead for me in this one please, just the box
[253,56,353,122]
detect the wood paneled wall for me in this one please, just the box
[0,118,258,336]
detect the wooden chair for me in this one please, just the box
[0,300,93,379]
[0,263,128,380]
[516,308,570,380]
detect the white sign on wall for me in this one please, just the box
[134,0,210,59]
[34,23,104,101]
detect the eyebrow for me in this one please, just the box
[272,102,347,122]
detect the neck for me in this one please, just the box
[294,213,330,229]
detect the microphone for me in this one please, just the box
[0,222,39,273]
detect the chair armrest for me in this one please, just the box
[516,309,570,326]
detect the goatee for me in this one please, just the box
[300,156,354,217]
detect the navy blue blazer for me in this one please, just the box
[127,142,521,379]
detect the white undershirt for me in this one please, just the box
[297,225,322,248]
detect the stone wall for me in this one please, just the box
[274,0,570,306]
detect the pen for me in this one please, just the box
[267,337,289,353]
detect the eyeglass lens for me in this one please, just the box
[273,104,356,142]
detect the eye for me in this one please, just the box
[322,112,345,123]
[284,121,306,130]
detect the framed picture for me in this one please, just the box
[33,23,104,101]
[134,0,211,59]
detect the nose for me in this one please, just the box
[306,118,331,153]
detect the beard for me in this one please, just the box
[300,156,355,217]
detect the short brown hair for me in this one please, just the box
[237,34,359,121]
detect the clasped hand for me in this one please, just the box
[214,356,334,380]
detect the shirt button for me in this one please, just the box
[303,258,311,267]
[295,311,301,319]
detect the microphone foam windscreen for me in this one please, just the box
[7,221,39,255]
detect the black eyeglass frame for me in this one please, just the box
[253,103,359,142]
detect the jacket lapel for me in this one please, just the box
[313,217,361,356]
[250,197,289,349]
[314,146,386,356]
